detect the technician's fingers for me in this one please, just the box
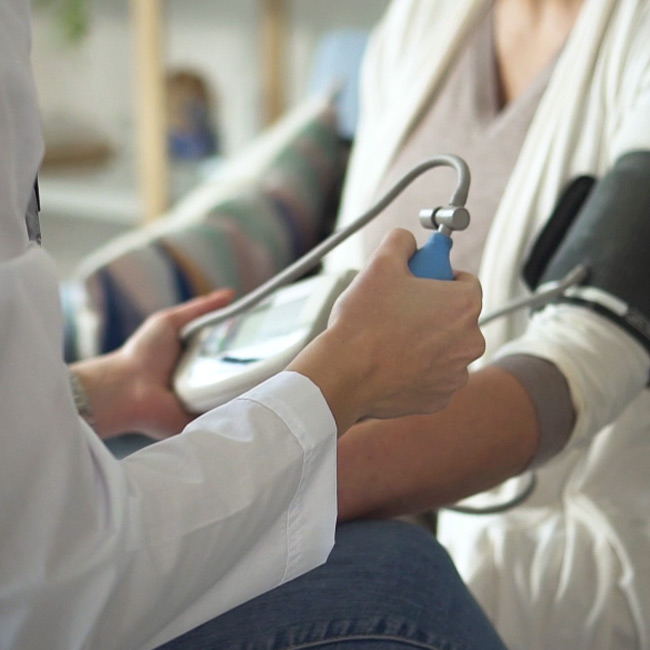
[161,289,236,332]
[449,270,484,327]
[375,228,418,264]
[446,272,485,364]
[453,269,482,290]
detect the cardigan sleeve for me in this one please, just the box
[494,303,649,453]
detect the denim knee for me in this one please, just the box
[158,519,506,650]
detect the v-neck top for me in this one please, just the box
[361,9,573,466]
[362,9,554,276]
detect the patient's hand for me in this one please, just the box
[69,289,234,440]
[288,228,484,434]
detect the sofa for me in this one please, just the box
[61,30,369,362]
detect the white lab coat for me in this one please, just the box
[0,3,337,649]
[328,1,650,648]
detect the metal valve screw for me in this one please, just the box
[419,206,471,237]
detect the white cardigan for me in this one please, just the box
[328,1,650,648]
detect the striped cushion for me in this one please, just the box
[64,96,347,360]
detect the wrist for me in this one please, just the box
[69,353,138,439]
[288,327,374,435]
[69,368,95,429]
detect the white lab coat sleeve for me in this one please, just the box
[0,248,337,650]
[494,303,650,452]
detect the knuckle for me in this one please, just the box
[144,311,163,328]
[154,309,177,331]
[390,227,412,242]
[454,284,482,318]
[426,393,451,414]
[437,394,452,412]
[471,331,486,359]
[370,248,395,273]
[449,367,469,393]
[468,282,483,315]
[478,336,487,357]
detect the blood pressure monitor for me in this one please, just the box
[174,270,357,413]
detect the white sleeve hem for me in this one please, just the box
[494,304,650,451]
[239,371,338,581]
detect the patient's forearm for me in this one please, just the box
[336,365,539,521]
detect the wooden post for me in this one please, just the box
[131,0,169,222]
[261,0,288,126]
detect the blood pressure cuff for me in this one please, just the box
[523,150,650,357]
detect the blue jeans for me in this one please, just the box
[157,519,507,650]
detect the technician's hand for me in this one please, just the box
[288,229,484,435]
[69,289,235,440]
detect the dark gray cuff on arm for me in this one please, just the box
[491,354,576,468]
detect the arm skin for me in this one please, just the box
[337,364,539,522]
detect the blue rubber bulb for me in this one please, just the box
[408,231,454,280]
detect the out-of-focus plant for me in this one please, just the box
[33,0,90,44]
